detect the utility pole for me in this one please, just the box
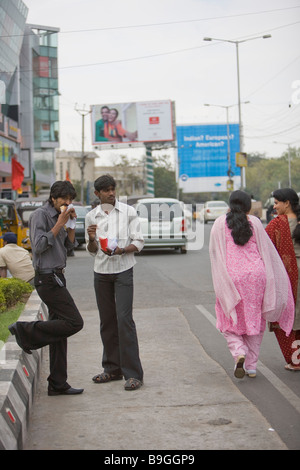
[203,34,271,189]
[75,104,91,203]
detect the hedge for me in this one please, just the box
[0,278,34,313]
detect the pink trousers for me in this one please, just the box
[222,331,264,371]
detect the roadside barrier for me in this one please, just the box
[0,291,47,450]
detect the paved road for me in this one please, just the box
[24,223,300,450]
[133,224,300,450]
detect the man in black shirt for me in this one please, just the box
[8,181,84,396]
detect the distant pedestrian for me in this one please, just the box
[86,174,144,390]
[266,188,300,371]
[0,232,34,284]
[209,190,294,378]
[8,181,84,396]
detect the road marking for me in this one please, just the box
[196,304,216,327]
[256,360,300,414]
[195,304,300,415]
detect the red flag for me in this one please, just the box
[66,170,71,182]
[12,158,24,190]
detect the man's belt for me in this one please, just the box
[35,268,66,275]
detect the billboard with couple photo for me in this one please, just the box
[91,100,174,146]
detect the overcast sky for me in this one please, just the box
[24,0,300,165]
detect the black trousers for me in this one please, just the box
[94,268,143,382]
[15,272,83,390]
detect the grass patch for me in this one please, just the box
[0,302,26,343]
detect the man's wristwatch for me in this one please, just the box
[120,248,126,255]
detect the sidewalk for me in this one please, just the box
[23,300,287,450]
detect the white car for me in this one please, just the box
[200,200,229,223]
[135,198,187,253]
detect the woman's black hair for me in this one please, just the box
[226,190,253,246]
[48,180,77,205]
[272,188,300,244]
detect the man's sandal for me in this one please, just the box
[92,372,123,383]
[124,378,143,391]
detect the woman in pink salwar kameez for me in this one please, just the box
[209,191,294,379]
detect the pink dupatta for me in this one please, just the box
[209,214,294,335]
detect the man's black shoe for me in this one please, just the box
[48,387,84,396]
[8,322,32,354]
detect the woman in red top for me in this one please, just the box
[265,188,300,371]
[104,108,137,143]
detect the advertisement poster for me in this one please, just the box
[91,100,174,146]
[177,123,241,193]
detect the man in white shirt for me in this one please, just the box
[0,232,34,284]
[86,174,144,391]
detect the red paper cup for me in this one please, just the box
[99,237,108,251]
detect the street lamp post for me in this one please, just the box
[274,141,294,187]
[75,105,91,203]
[204,102,250,188]
[203,34,271,188]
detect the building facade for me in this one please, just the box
[56,149,97,183]
[0,0,59,198]
[0,0,28,198]
[19,23,60,192]
[94,163,145,197]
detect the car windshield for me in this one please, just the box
[0,203,16,221]
[137,202,183,221]
[207,201,228,207]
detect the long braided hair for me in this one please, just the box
[226,190,253,246]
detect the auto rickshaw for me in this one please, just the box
[0,199,28,249]
[15,196,48,250]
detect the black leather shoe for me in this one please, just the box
[48,387,84,396]
[8,323,32,354]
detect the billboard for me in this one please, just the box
[91,100,174,146]
[177,124,241,193]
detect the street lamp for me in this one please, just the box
[204,102,250,186]
[273,141,294,187]
[75,104,91,203]
[203,34,271,188]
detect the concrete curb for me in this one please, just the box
[0,290,47,450]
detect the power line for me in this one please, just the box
[2,20,299,76]
[245,122,300,139]
[1,6,300,38]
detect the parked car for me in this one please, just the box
[74,205,89,245]
[179,201,192,229]
[134,198,187,253]
[199,200,229,223]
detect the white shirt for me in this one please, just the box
[85,200,144,274]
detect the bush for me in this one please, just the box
[0,278,34,313]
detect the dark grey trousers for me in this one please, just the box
[16,272,83,390]
[94,268,143,382]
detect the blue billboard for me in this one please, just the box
[177,124,240,192]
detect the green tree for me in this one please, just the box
[154,167,177,198]
[153,154,177,198]
[245,148,300,203]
